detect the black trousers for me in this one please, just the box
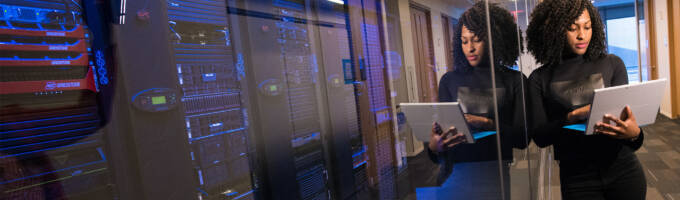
[559,148,647,200]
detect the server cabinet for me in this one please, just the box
[312,2,369,199]
[230,1,331,199]
[228,0,372,199]
[0,0,115,199]
[2,0,399,199]
[111,0,255,199]
[167,0,254,199]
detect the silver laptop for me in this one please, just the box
[400,102,478,143]
[572,78,667,135]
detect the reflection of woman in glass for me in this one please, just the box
[527,0,646,199]
[425,2,527,198]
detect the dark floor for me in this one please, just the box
[401,150,440,199]
[402,115,680,200]
[547,115,680,200]
[624,116,680,199]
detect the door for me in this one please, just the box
[442,15,457,71]
[409,5,438,102]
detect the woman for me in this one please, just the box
[526,0,646,199]
[425,2,527,199]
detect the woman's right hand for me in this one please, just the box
[567,104,591,123]
[428,122,467,153]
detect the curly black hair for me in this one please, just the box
[526,0,607,66]
[452,1,521,72]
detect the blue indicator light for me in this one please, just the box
[209,122,223,128]
[202,73,217,82]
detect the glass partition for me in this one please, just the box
[10,0,665,199]
[482,1,537,199]
[389,0,516,199]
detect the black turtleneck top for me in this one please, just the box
[427,65,528,163]
[528,54,644,166]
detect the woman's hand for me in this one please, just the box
[428,122,467,153]
[464,114,494,130]
[594,105,641,140]
[567,104,591,123]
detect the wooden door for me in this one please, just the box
[410,5,437,102]
[442,15,457,71]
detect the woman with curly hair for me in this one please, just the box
[425,2,527,198]
[526,0,646,199]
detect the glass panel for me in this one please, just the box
[392,0,507,199]
[489,0,538,199]
[0,0,518,199]
[484,1,537,199]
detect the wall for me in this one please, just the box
[669,0,680,118]
[653,0,673,117]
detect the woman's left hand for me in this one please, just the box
[594,105,641,140]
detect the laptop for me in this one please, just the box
[562,78,667,135]
[400,102,497,143]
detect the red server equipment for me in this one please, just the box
[0,1,113,199]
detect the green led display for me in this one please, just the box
[151,96,167,105]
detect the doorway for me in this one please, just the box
[409,4,438,102]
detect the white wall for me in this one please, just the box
[653,0,673,117]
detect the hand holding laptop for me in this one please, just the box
[562,79,666,135]
[594,105,641,140]
[428,122,467,153]
[400,102,477,143]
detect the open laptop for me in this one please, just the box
[562,78,667,135]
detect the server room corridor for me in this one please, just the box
[2,0,680,200]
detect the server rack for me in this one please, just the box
[111,0,375,199]
[0,0,393,199]
[312,2,369,199]
[111,0,256,199]
[167,0,255,199]
[230,1,331,199]
[229,0,370,199]
[0,0,114,199]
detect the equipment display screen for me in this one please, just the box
[152,96,167,105]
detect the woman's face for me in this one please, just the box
[461,25,485,67]
[566,10,592,56]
